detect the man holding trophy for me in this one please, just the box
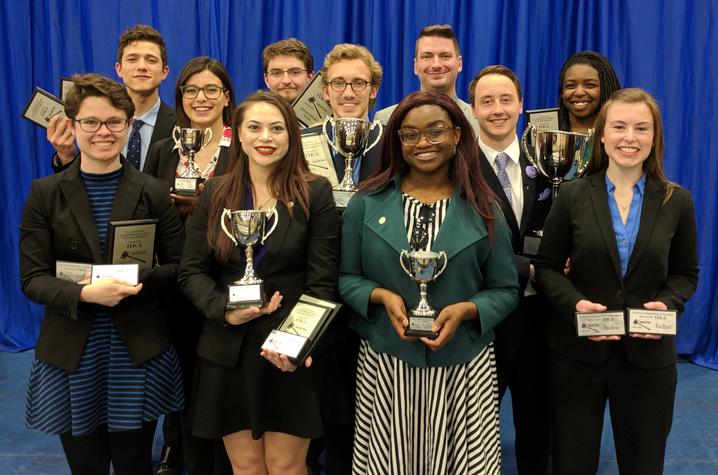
[300,43,384,208]
[470,65,553,474]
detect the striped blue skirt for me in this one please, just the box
[26,314,184,436]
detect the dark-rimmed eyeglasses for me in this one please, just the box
[266,68,308,79]
[327,79,371,92]
[410,204,436,250]
[398,126,453,147]
[74,117,129,133]
[180,84,226,99]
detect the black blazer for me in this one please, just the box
[52,99,177,173]
[301,124,382,184]
[478,148,551,291]
[535,172,699,369]
[144,135,233,190]
[20,159,185,372]
[178,178,340,367]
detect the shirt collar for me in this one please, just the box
[136,96,161,127]
[605,172,647,195]
[478,135,520,167]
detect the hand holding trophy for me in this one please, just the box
[400,250,448,339]
[221,208,278,308]
[173,126,213,195]
[322,117,382,207]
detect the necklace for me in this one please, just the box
[256,195,276,210]
[617,202,630,211]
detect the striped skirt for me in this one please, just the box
[353,340,501,475]
[26,314,184,437]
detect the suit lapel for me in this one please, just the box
[478,150,520,239]
[365,184,409,255]
[518,153,537,234]
[588,173,623,280]
[257,200,292,275]
[58,161,104,263]
[109,162,144,224]
[432,189,488,260]
[624,177,664,279]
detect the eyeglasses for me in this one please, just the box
[327,79,372,92]
[410,204,436,250]
[397,126,453,146]
[74,117,129,133]
[266,68,308,79]
[179,84,226,99]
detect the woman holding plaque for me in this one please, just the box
[535,88,699,474]
[339,91,519,474]
[179,90,340,474]
[19,73,185,474]
[145,56,236,221]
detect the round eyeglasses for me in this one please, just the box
[74,117,129,133]
[397,126,453,147]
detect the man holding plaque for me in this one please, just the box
[262,38,315,103]
[47,24,176,172]
[300,44,384,201]
[469,65,553,474]
[374,24,479,136]
[535,89,699,474]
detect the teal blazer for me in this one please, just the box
[339,175,519,367]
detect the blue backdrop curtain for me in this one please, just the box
[2,0,717,369]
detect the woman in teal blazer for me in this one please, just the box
[339,92,518,474]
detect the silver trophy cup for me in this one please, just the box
[521,123,594,198]
[172,126,213,195]
[322,117,382,207]
[221,208,278,308]
[400,250,448,339]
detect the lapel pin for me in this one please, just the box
[378,216,386,224]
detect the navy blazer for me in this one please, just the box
[20,159,184,372]
[535,172,699,369]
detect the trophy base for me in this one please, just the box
[332,189,355,208]
[404,315,439,340]
[227,282,265,309]
[174,176,202,195]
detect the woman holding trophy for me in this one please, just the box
[179,91,340,474]
[144,56,236,220]
[535,88,699,474]
[20,74,185,474]
[339,91,518,474]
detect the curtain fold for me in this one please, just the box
[3,0,716,369]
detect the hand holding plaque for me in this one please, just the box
[322,117,382,207]
[221,208,278,309]
[400,250,447,339]
[173,126,213,195]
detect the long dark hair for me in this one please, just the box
[174,56,236,128]
[585,88,675,202]
[557,51,621,131]
[207,91,314,262]
[361,91,498,242]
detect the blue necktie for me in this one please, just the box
[127,119,144,169]
[496,152,513,205]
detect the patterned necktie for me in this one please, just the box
[126,119,144,169]
[495,152,513,205]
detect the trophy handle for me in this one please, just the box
[435,251,448,278]
[172,125,181,145]
[520,123,538,167]
[576,128,595,177]
[399,250,413,278]
[322,116,341,156]
[364,120,383,153]
[220,208,238,246]
[201,127,213,152]
[261,208,279,243]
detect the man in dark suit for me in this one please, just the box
[299,43,384,475]
[47,24,176,173]
[470,65,552,474]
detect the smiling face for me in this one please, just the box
[321,58,378,119]
[71,96,130,172]
[264,55,314,102]
[115,40,168,97]
[182,69,230,129]
[414,36,462,95]
[472,73,523,150]
[562,64,601,122]
[239,101,289,171]
[400,104,460,177]
[601,101,654,173]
